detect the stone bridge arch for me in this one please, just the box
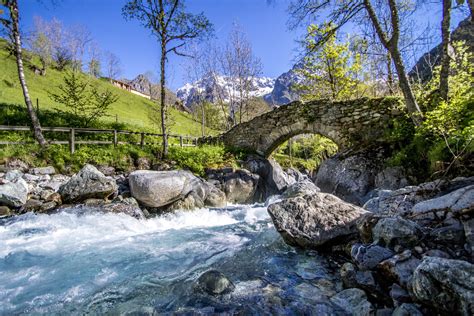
[218,97,404,157]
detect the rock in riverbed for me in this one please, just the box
[59,164,117,203]
[196,270,235,295]
[268,192,368,248]
[129,169,226,210]
[0,171,28,207]
[411,257,474,315]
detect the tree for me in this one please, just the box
[295,23,363,101]
[28,16,53,76]
[222,23,262,125]
[104,51,121,80]
[287,0,423,123]
[45,18,73,70]
[0,0,47,147]
[50,71,118,127]
[87,41,101,77]
[439,0,452,101]
[68,25,92,72]
[123,0,213,157]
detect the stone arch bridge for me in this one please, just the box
[208,98,404,157]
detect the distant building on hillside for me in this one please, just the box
[109,78,151,100]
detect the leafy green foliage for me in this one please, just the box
[388,41,474,179]
[168,145,236,176]
[273,134,338,172]
[295,23,364,101]
[49,71,119,127]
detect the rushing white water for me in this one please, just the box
[0,203,342,315]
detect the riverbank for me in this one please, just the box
[0,158,473,315]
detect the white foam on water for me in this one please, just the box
[0,205,268,314]
[0,208,239,257]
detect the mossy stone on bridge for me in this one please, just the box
[218,97,405,157]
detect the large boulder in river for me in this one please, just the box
[244,156,295,199]
[282,180,320,199]
[268,192,368,248]
[411,257,474,315]
[206,168,259,204]
[314,151,380,205]
[59,164,117,203]
[129,170,197,207]
[129,170,226,209]
[0,170,28,207]
[222,169,260,204]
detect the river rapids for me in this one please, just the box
[0,201,343,315]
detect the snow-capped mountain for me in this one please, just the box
[263,63,304,106]
[176,73,275,108]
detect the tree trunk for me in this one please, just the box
[386,53,394,95]
[201,102,205,137]
[363,0,422,124]
[468,0,474,20]
[160,43,168,158]
[8,0,47,147]
[391,48,422,120]
[439,0,451,101]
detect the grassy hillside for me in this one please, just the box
[0,39,207,136]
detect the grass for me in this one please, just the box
[0,39,209,136]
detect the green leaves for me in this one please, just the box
[49,71,119,127]
[295,22,364,101]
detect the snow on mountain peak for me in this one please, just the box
[176,73,276,108]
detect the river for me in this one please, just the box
[0,201,343,315]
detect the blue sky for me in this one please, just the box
[19,0,469,91]
[20,0,300,91]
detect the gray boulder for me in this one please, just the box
[315,151,379,205]
[204,182,227,207]
[102,197,145,219]
[390,283,411,305]
[463,218,474,260]
[29,166,56,175]
[411,257,474,315]
[222,169,260,204]
[130,170,226,210]
[195,270,235,295]
[375,167,409,191]
[330,288,374,316]
[372,217,423,248]
[412,185,474,216]
[364,177,474,216]
[268,192,368,248]
[129,170,196,207]
[351,243,394,270]
[378,250,421,289]
[340,262,384,300]
[0,171,28,207]
[282,180,320,199]
[245,156,295,197]
[59,164,117,203]
[392,304,423,316]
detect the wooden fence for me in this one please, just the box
[0,125,198,154]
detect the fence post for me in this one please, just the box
[140,132,145,148]
[113,130,118,147]
[180,136,183,147]
[69,128,75,154]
